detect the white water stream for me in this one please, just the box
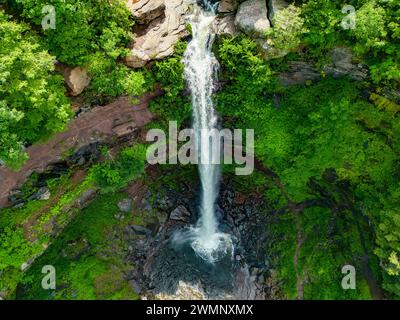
[182,1,232,263]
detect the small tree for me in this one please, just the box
[266,5,307,53]
[0,11,72,170]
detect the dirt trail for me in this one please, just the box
[0,90,162,208]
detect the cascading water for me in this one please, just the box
[181,0,232,263]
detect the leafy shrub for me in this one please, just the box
[300,0,341,51]
[0,11,72,169]
[352,1,387,53]
[149,41,191,129]
[87,53,152,98]
[89,144,146,193]
[0,227,41,271]
[266,5,307,53]
[14,0,133,66]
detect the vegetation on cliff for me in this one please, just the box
[0,0,399,300]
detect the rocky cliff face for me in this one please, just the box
[125,0,273,67]
[125,0,369,87]
[125,0,192,68]
[124,0,297,67]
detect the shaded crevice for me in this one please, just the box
[266,0,274,27]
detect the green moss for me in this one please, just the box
[18,192,139,300]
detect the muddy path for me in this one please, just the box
[0,89,163,208]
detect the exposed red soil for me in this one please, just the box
[0,89,163,208]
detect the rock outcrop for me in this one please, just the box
[127,0,165,24]
[56,65,91,96]
[218,0,241,13]
[279,46,368,87]
[215,14,238,36]
[279,61,321,87]
[126,0,191,68]
[235,0,270,37]
[0,90,163,208]
[324,46,368,81]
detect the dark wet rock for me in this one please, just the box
[130,279,142,294]
[324,46,367,81]
[139,190,154,212]
[12,202,26,209]
[169,205,191,223]
[118,198,132,212]
[125,180,271,299]
[36,163,69,187]
[131,225,152,236]
[9,190,25,206]
[279,61,321,87]
[66,142,103,168]
[28,187,51,201]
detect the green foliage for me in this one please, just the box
[0,11,72,169]
[87,53,152,98]
[352,1,387,52]
[217,41,400,297]
[18,193,139,300]
[89,144,146,193]
[149,41,191,129]
[0,227,41,271]
[266,5,307,53]
[300,0,341,51]
[14,0,133,66]
[297,0,399,86]
[216,35,273,123]
[0,227,42,297]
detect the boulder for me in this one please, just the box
[58,66,91,96]
[235,0,270,37]
[118,198,133,212]
[279,48,367,87]
[131,224,152,236]
[75,189,97,208]
[169,205,191,223]
[218,0,241,13]
[215,14,238,36]
[126,0,191,68]
[28,187,51,201]
[127,0,165,24]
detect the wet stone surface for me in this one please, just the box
[126,181,270,299]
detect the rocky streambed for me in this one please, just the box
[125,178,274,300]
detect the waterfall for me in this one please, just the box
[182,0,232,263]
